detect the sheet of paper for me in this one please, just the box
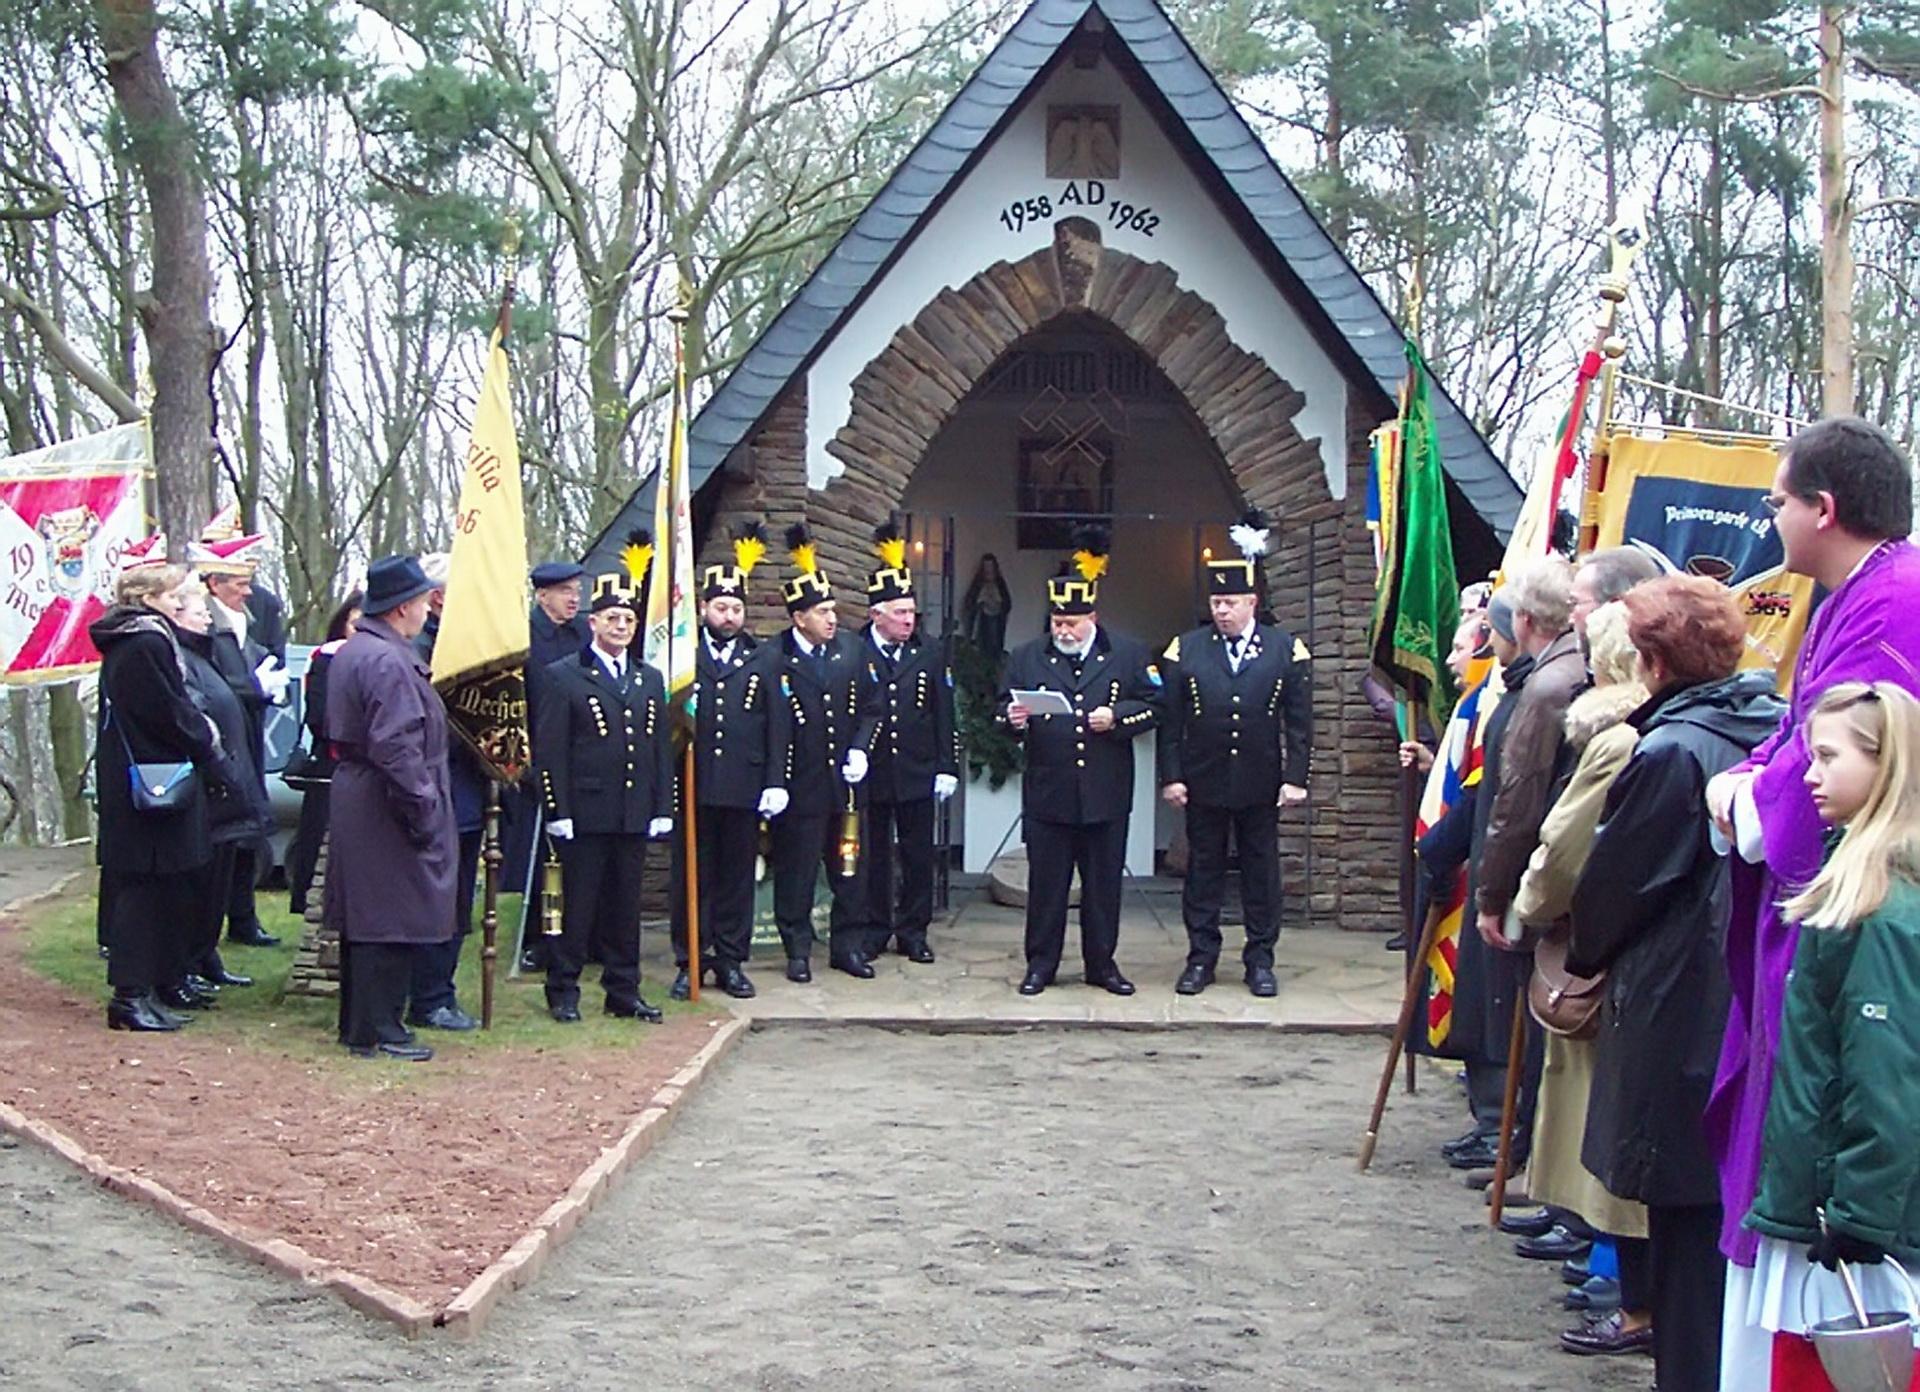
[1010,688,1074,717]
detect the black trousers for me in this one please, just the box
[103,867,195,993]
[342,940,417,1048]
[1023,816,1127,980]
[1647,1202,1724,1392]
[769,808,870,962]
[867,797,935,951]
[184,843,240,981]
[288,785,329,914]
[547,833,646,1009]
[671,804,759,969]
[226,844,262,939]
[410,827,480,1018]
[1180,800,1281,970]
[1614,1234,1653,1314]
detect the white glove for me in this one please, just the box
[757,787,789,818]
[841,749,869,785]
[253,654,292,704]
[933,773,958,801]
[548,818,574,841]
[647,817,673,839]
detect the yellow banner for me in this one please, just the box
[432,326,531,777]
[645,315,698,704]
[1593,434,1814,687]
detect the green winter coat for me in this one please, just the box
[1745,877,1920,1260]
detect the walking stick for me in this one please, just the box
[480,781,502,1028]
[1358,898,1446,1171]
[682,742,700,1003]
[1488,973,1530,1227]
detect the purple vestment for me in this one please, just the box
[1706,539,1920,1264]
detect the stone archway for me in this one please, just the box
[796,216,1344,595]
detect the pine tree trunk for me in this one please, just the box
[48,682,92,841]
[93,0,215,553]
[1817,1,1853,416]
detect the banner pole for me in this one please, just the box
[1396,690,1419,1097]
[480,780,502,1028]
[1359,899,1446,1171]
[683,743,700,1002]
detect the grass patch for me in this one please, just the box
[23,888,719,1066]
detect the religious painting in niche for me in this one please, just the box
[1016,435,1113,550]
[1046,105,1120,179]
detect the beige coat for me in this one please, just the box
[1517,679,1651,1237]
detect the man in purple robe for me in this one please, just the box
[1704,416,1920,1264]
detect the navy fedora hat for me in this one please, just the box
[364,554,436,615]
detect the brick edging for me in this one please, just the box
[435,1014,750,1335]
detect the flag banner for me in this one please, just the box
[1367,422,1399,577]
[1414,662,1493,1052]
[432,326,531,781]
[1,421,151,686]
[644,314,698,714]
[1591,434,1815,687]
[1369,339,1462,732]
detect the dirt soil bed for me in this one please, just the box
[3,1027,1645,1390]
[0,892,723,1309]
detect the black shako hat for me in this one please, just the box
[1047,523,1109,616]
[364,555,436,615]
[1206,508,1272,596]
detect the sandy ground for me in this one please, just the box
[0,1029,1648,1391]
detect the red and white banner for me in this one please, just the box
[1,422,151,685]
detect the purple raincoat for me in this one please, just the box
[1707,538,1920,1263]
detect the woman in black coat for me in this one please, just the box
[89,563,225,1032]
[1568,576,1786,1392]
[286,590,361,914]
[172,584,273,1004]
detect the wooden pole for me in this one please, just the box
[480,780,502,1029]
[1488,979,1530,1227]
[1396,692,1420,1097]
[682,741,700,1002]
[1358,899,1446,1171]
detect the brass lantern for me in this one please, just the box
[541,849,565,936]
[837,789,861,879]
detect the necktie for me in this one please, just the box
[883,643,900,666]
[1228,638,1243,672]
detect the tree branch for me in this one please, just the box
[0,277,142,422]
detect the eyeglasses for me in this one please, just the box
[1761,494,1788,514]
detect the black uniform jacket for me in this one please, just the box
[995,628,1159,826]
[773,629,881,816]
[1157,622,1313,805]
[689,633,788,810]
[856,626,960,804]
[535,648,674,835]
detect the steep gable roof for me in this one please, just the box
[592,0,1521,567]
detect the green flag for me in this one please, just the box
[1368,337,1461,734]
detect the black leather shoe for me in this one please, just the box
[107,993,182,1032]
[349,1042,434,1062]
[1445,1136,1504,1170]
[157,982,216,1010]
[226,924,281,948]
[718,965,756,999]
[1018,970,1050,996]
[786,957,812,983]
[1245,966,1278,998]
[518,947,545,974]
[549,1002,582,1023]
[1384,931,1409,951]
[904,942,936,964]
[412,1005,478,1031]
[1560,1255,1592,1285]
[1516,1226,1592,1262]
[607,996,664,1023]
[1497,1208,1557,1238]
[183,973,220,996]
[1441,1125,1494,1157]
[201,966,252,988]
[668,968,692,1001]
[1088,968,1135,996]
[1559,1310,1653,1357]
[1175,963,1214,995]
[831,953,876,980]
[1563,1276,1622,1312]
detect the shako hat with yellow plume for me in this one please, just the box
[865,516,913,605]
[702,520,767,602]
[1047,522,1109,616]
[1206,507,1270,596]
[590,529,652,614]
[781,522,833,613]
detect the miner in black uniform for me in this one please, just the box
[768,524,882,981]
[858,520,960,965]
[535,535,675,1022]
[997,527,1159,997]
[511,559,592,972]
[1158,510,1313,998]
[669,522,790,1001]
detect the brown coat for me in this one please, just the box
[1475,629,1585,917]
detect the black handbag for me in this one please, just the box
[108,707,196,813]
